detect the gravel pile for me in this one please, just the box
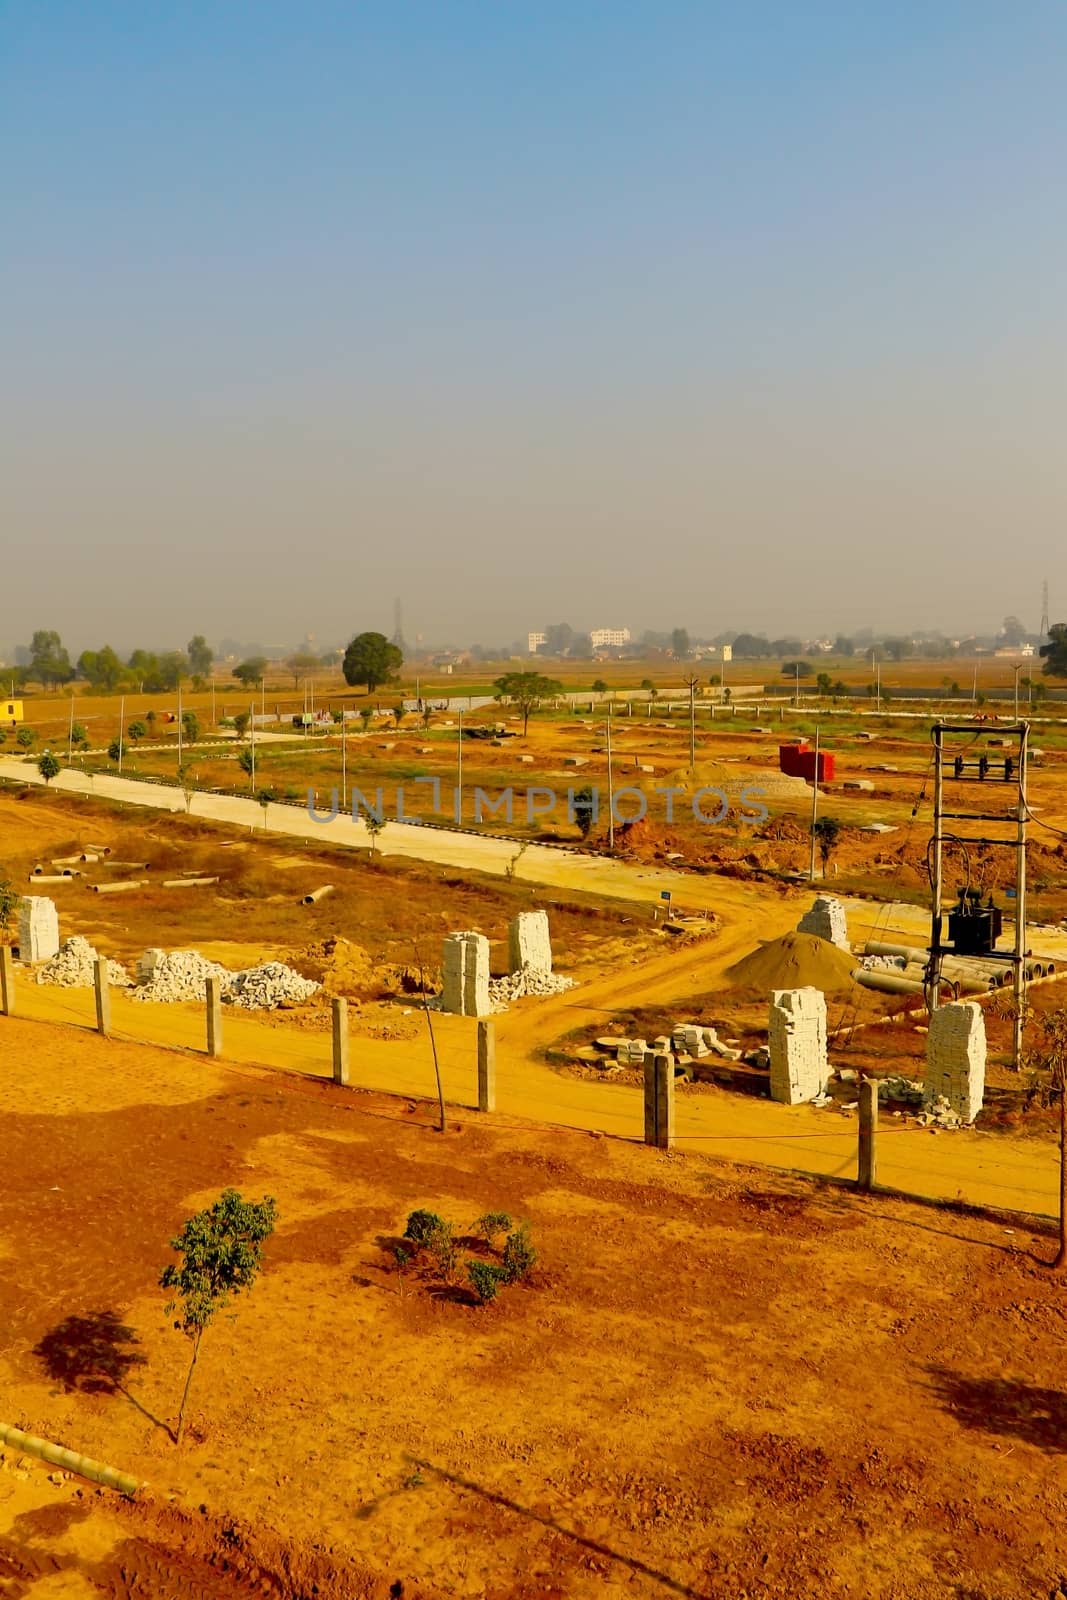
[488,968,577,1004]
[35,937,131,989]
[226,961,320,1009]
[132,949,231,1003]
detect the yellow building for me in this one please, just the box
[3,699,24,726]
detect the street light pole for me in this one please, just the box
[605,709,615,853]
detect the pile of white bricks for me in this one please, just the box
[797,896,850,949]
[671,1023,743,1062]
[924,1000,986,1124]
[132,949,231,1002]
[441,931,491,1017]
[35,937,131,989]
[768,987,829,1104]
[489,969,575,1004]
[615,1038,649,1065]
[226,962,320,1010]
[18,897,60,963]
[508,911,553,974]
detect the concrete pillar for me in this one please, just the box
[797,896,850,950]
[857,1078,878,1191]
[441,930,491,1016]
[768,987,828,1105]
[93,959,110,1038]
[924,1000,986,1123]
[332,997,349,1086]
[508,910,552,974]
[643,1051,674,1149]
[477,1018,496,1112]
[206,976,222,1058]
[0,946,13,1016]
[18,897,59,963]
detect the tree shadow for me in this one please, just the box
[925,1365,1067,1453]
[32,1310,172,1439]
[403,1453,711,1598]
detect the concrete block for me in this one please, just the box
[441,930,491,1017]
[17,897,59,963]
[797,896,850,950]
[925,1001,986,1123]
[768,987,828,1105]
[508,910,552,975]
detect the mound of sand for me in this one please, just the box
[659,761,813,799]
[725,932,857,994]
[294,936,377,999]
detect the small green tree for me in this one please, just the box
[107,737,124,764]
[181,710,200,744]
[16,727,35,750]
[37,751,60,784]
[70,722,89,749]
[233,710,250,740]
[492,671,563,736]
[591,679,608,695]
[468,1261,506,1303]
[501,1223,537,1283]
[360,801,385,857]
[403,1209,447,1249]
[160,1189,276,1446]
[572,785,597,839]
[815,672,833,697]
[812,816,843,877]
[127,720,147,743]
[359,707,374,734]
[474,1212,512,1247]
[0,875,19,938]
[237,749,255,788]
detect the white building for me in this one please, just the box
[590,627,631,649]
[527,631,547,654]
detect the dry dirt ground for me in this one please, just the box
[2,1016,1067,1600]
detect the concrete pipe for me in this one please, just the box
[0,1421,138,1498]
[88,880,147,894]
[107,860,148,871]
[27,874,72,885]
[51,855,82,867]
[83,844,112,855]
[162,876,219,888]
[864,940,924,960]
[301,885,335,905]
[852,969,927,996]
[79,852,101,863]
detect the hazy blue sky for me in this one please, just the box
[3,2,1065,651]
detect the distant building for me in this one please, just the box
[3,699,23,726]
[590,627,631,649]
[994,645,1035,658]
[527,631,547,654]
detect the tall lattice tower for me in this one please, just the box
[1040,577,1050,640]
[392,596,407,652]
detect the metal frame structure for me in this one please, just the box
[926,721,1029,1068]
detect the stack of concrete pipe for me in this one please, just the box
[855,939,1055,1000]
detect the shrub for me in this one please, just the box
[107,737,124,763]
[16,727,35,749]
[474,1212,512,1246]
[127,720,147,742]
[501,1224,536,1284]
[467,1261,506,1304]
[403,1209,447,1249]
[37,752,60,784]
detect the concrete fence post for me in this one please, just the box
[331,997,349,1086]
[857,1078,878,1191]
[206,977,222,1058]
[0,946,14,1017]
[93,958,110,1038]
[477,1018,496,1112]
[643,1052,674,1150]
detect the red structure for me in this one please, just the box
[779,742,835,783]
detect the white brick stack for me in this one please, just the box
[925,1001,986,1124]
[768,987,829,1105]
[797,896,850,950]
[18,897,60,963]
[508,910,553,975]
[441,931,491,1017]
[672,1023,709,1058]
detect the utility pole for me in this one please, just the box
[456,708,463,824]
[972,664,978,704]
[67,694,74,764]
[177,682,183,769]
[1013,663,1021,722]
[250,702,255,791]
[117,694,125,774]
[876,660,881,713]
[605,708,615,853]
[211,676,216,726]
[684,673,699,770]
[808,725,820,882]
[795,663,801,708]
[341,715,347,810]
